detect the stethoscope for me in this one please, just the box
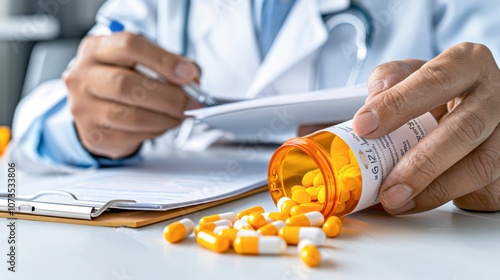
[170,0,373,148]
[316,3,373,88]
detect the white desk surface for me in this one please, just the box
[1,160,499,280]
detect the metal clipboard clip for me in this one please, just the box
[0,190,136,220]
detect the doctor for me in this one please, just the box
[9,0,500,214]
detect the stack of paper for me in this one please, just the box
[15,146,275,211]
[185,84,367,142]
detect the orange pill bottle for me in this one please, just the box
[267,113,437,217]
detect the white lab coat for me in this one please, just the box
[9,0,500,172]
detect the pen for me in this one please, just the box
[105,19,219,106]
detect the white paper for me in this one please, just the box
[14,146,275,211]
[185,85,368,143]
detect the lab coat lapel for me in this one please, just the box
[157,1,188,54]
[245,0,329,98]
[190,0,260,97]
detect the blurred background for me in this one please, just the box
[0,0,105,126]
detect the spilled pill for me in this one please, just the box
[216,228,258,245]
[246,212,269,229]
[286,211,324,227]
[262,212,289,222]
[237,206,265,219]
[196,230,230,253]
[195,219,233,235]
[163,218,194,243]
[199,212,238,224]
[233,236,287,255]
[290,204,322,216]
[277,197,297,215]
[298,239,322,267]
[257,220,286,236]
[322,216,342,238]
[234,219,254,230]
[279,226,326,246]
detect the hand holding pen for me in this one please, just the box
[106,20,221,107]
[63,20,202,159]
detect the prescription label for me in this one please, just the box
[322,113,437,213]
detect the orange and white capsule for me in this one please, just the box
[199,212,238,224]
[233,236,287,255]
[298,239,322,267]
[196,230,230,253]
[290,204,322,216]
[195,219,233,235]
[278,226,326,245]
[262,212,290,222]
[277,197,297,215]
[234,219,254,230]
[257,220,286,236]
[162,218,195,243]
[246,212,269,229]
[237,206,265,219]
[285,211,324,227]
[212,225,230,235]
[216,228,258,244]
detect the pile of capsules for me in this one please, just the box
[163,138,363,267]
[163,204,342,267]
[283,137,363,216]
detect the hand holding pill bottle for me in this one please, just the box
[268,113,437,217]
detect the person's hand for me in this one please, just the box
[352,42,500,215]
[63,33,200,159]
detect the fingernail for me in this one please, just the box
[174,61,196,81]
[382,184,413,209]
[368,80,385,95]
[389,199,416,215]
[354,111,379,135]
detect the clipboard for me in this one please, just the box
[0,186,268,228]
[1,134,277,228]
